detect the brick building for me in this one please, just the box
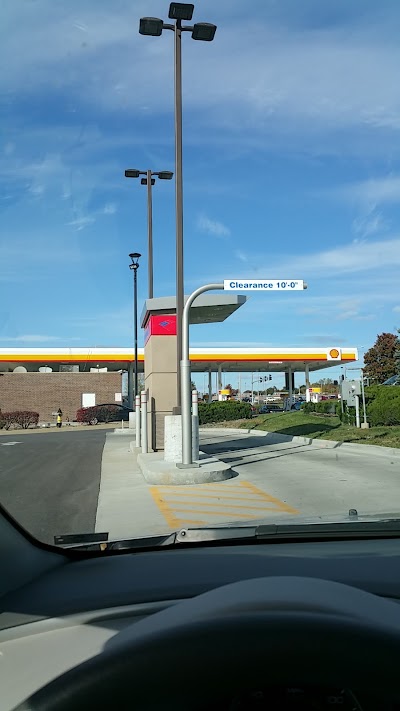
[0,372,122,423]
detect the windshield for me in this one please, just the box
[1,0,400,550]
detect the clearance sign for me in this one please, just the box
[224,280,305,291]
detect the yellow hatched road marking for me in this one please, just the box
[149,481,298,529]
[170,508,278,518]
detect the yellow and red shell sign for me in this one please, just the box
[327,348,341,361]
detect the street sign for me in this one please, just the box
[224,280,305,291]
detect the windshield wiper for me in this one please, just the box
[55,516,400,551]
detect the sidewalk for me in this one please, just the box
[95,431,300,539]
[95,432,168,540]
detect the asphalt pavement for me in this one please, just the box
[2,426,400,547]
[0,429,107,545]
[199,430,400,521]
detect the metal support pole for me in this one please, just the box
[355,395,361,428]
[218,365,222,397]
[141,391,148,453]
[127,363,134,410]
[135,394,141,448]
[305,364,310,389]
[361,374,368,427]
[251,372,254,405]
[147,169,153,299]
[288,366,293,410]
[340,374,344,416]
[208,369,212,403]
[192,389,199,462]
[179,282,224,467]
[133,266,138,401]
[174,20,184,411]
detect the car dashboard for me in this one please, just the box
[2,537,400,709]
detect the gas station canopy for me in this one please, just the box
[0,347,358,373]
[141,294,247,327]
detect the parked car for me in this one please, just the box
[259,404,284,414]
[76,403,134,425]
[382,375,400,386]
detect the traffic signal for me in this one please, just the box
[269,374,272,380]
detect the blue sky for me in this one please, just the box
[2,0,400,388]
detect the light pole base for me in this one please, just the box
[361,422,370,429]
[176,462,200,469]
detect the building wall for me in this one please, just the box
[0,372,122,423]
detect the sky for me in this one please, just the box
[1,0,400,390]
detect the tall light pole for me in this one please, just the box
[125,169,173,299]
[129,253,141,407]
[139,3,217,411]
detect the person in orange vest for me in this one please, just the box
[56,408,63,428]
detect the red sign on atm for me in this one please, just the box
[145,314,177,344]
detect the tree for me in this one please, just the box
[396,329,400,377]
[363,332,399,384]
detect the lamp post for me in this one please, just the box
[139,3,217,411]
[125,170,173,299]
[129,253,141,407]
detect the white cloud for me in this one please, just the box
[103,202,117,215]
[333,176,400,205]
[352,209,388,239]
[191,341,274,348]
[393,306,400,313]
[197,214,231,238]
[0,335,63,343]
[3,1,400,146]
[235,250,248,263]
[273,236,400,276]
[67,215,96,231]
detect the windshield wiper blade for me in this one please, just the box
[54,518,400,551]
[175,520,400,545]
[54,531,178,551]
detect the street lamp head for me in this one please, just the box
[129,252,141,270]
[168,3,194,21]
[125,169,140,178]
[191,22,217,41]
[139,17,164,36]
[158,171,174,180]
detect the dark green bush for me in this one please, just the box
[368,397,400,426]
[314,400,337,414]
[302,401,337,415]
[198,401,252,424]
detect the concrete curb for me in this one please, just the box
[199,427,400,458]
[136,451,234,485]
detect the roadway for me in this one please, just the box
[1,427,400,547]
[0,429,107,545]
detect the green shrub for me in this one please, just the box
[314,400,337,415]
[198,401,252,425]
[337,402,356,425]
[368,397,400,426]
[302,402,316,413]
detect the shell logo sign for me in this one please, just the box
[327,348,341,361]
